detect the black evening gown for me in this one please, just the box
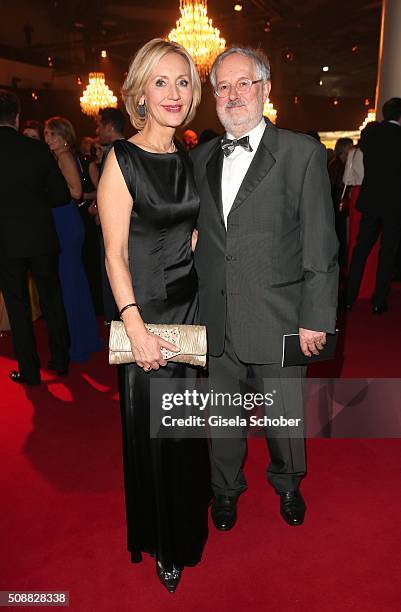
[113,140,211,570]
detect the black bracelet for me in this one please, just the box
[119,303,142,319]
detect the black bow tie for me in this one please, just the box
[221,135,253,157]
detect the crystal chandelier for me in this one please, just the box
[168,1,226,81]
[263,98,277,124]
[80,72,118,117]
[359,109,376,132]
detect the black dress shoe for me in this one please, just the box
[47,361,69,377]
[211,495,238,531]
[155,560,182,593]
[9,370,40,386]
[372,304,388,314]
[279,490,306,526]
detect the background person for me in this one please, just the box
[346,98,401,313]
[343,127,379,301]
[0,90,70,384]
[22,119,43,140]
[45,116,101,362]
[77,138,102,315]
[182,128,198,150]
[328,137,353,268]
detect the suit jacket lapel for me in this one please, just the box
[230,121,278,213]
[206,141,224,221]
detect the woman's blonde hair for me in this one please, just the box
[45,116,76,147]
[121,38,201,130]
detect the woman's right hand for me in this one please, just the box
[127,325,179,371]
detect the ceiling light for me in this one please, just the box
[80,72,118,116]
[101,50,107,58]
[263,98,277,124]
[359,109,376,132]
[234,3,243,11]
[168,1,226,81]
[322,66,329,72]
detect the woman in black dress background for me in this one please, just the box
[97,39,211,593]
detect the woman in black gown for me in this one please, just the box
[97,39,211,593]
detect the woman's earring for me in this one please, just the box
[138,102,146,118]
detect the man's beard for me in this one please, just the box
[217,96,264,134]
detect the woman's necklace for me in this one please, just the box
[137,132,176,154]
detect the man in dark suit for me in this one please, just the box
[346,98,401,313]
[192,48,338,530]
[0,90,70,384]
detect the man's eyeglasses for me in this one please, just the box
[214,78,263,98]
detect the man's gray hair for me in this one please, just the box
[210,47,271,89]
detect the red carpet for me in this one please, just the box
[1,288,401,611]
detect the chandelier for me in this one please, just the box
[168,1,226,81]
[263,98,277,124]
[80,72,118,117]
[359,109,376,132]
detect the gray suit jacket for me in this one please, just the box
[192,120,339,364]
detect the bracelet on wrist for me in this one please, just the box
[119,303,142,319]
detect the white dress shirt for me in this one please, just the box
[221,119,266,227]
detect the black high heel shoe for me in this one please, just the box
[155,560,182,593]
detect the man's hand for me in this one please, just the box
[299,328,326,357]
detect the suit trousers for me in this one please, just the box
[0,253,70,382]
[207,313,306,496]
[347,208,401,305]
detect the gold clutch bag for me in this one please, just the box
[109,320,207,367]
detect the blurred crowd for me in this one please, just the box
[1,92,400,385]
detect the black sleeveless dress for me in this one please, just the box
[113,140,211,569]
